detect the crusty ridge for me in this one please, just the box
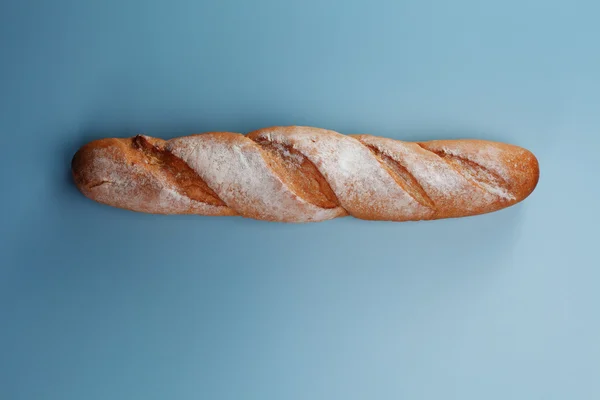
[71,126,539,222]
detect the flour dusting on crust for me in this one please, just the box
[252,127,432,221]
[84,147,228,215]
[167,133,345,222]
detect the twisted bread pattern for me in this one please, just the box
[71,126,539,222]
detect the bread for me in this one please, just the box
[71,126,539,222]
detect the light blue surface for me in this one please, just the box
[1,0,598,399]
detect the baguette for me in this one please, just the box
[71,126,539,222]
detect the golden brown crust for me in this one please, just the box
[250,137,341,210]
[131,135,225,206]
[417,139,540,213]
[71,126,539,222]
[71,136,235,216]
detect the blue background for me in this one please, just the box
[1,0,598,399]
